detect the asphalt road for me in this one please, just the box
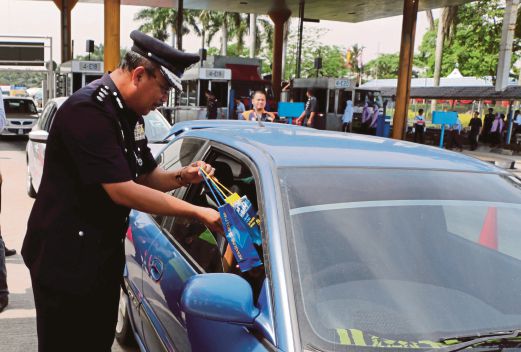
[0,136,138,352]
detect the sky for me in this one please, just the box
[0,0,438,65]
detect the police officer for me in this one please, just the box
[296,88,318,127]
[21,30,221,352]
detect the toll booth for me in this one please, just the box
[292,77,383,131]
[174,55,272,122]
[176,67,232,121]
[56,60,104,97]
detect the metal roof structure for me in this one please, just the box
[33,0,474,23]
[378,85,521,100]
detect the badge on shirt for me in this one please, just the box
[134,123,145,141]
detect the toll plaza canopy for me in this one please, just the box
[380,86,521,100]
[35,0,472,22]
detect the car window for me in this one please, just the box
[39,103,57,132]
[162,149,266,297]
[153,137,206,225]
[143,110,170,142]
[4,99,37,114]
[37,103,54,129]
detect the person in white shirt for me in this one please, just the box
[234,98,245,120]
[413,109,426,144]
[342,100,353,133]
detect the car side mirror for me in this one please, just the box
[180,273,259,324]
[28,130,48,143]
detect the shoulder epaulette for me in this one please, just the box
[92,85,111,105]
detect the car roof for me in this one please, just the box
[4,96,36,101]
[167,119,300,138]
[179,123,502,173]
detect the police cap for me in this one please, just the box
[130,30,199,91]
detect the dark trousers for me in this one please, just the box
[469,131,479,150]
[447,130,463,149]
[414,125,425,144]
[32,278,120,352]
[342,122,351,133]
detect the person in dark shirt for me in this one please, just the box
[296,88,318,127]
[482,108,495,144]
[205,90,218,119]
[21,31,222,352]
[468,111,483,151]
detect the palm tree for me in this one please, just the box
[431,6,458,113]
[134,8,201,46]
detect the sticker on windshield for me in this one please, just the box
[335,329,447,349]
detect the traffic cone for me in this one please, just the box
[478,207,497,250]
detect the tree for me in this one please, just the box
[134,8,200,45]
[416,0,520,79]
[365,53,401,79]
[283,28,347,79]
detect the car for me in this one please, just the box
[116,121,521,352]
[25,97,172,198]
[1,96,39,136]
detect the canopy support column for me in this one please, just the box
[104,0,120,73]
[176,0,184,50]
[496,0,519,91]
[54,0,78,63]
[269,2,291,102]
[392,0,419,140]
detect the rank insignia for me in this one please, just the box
[134,123,146,141]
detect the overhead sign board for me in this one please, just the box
[334,79,353,89]
[71,61,103,73]
[199,68,231,80]
[0,42,45,66]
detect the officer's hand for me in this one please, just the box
[182,161,215,185]
[197,207,223,234]
[306,120,313,127]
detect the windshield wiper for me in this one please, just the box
[438,329,521,352]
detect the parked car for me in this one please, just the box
[116,121,521,352]
[26,97,171,198]
[1,96,39,136]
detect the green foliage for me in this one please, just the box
[416,0,520,78]
[284,27,348,79]
[0,71,46,87]
[365,53,401,79]
[74,44,128,62]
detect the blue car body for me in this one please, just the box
[121,121,508,352]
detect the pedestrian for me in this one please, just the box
[468,111,483,151]
[342,100,353,133]
[240,90,275,122]
[514,110,521,134]
[447,115,463,151]
[0,93,8,313]
[21,30,222,352]
[490,113,505,148]
[482,108,495,144]
[205,90,218,119]
[360,102,371,134]
[368,104,380,135]
[296,88,318,128]
[234,98,245,120]
[413,108,426,144]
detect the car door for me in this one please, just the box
[142,140,273,351]
[28,101,57,192]
[140,137,211,351]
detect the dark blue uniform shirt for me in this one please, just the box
[22,74,157,294]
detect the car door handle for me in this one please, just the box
[148,257,164,281]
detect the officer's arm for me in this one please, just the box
[102,181,222,233]
[136,160,213,192]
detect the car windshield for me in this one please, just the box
[4,99,37,114]
[143,110,171,142]
[280,168,521,351]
